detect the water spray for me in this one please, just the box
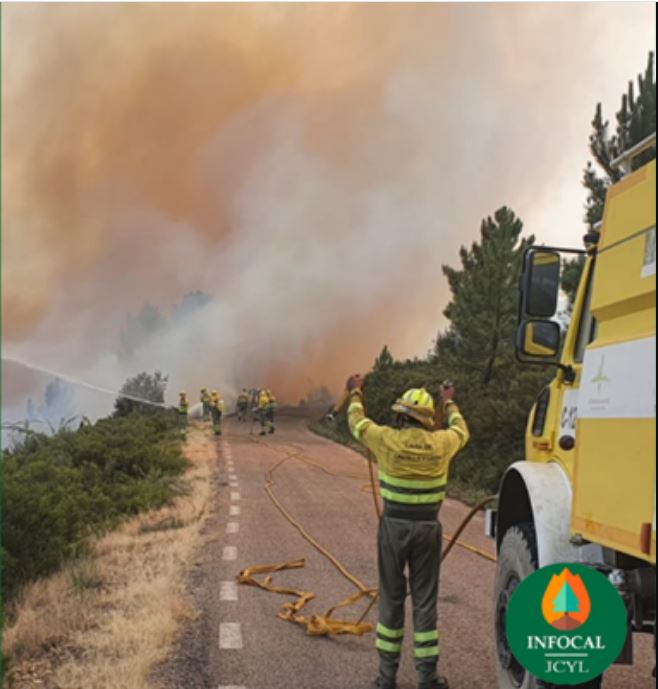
[2,356,169,410]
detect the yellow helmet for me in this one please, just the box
[391,388,435,428]
[211,389,218,396]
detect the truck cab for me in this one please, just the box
[492,133,656,689]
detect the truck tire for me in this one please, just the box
[494,523,603,689]
[495,523,538,689]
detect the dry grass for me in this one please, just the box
[2,424,216,689]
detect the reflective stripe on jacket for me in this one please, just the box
[347,392,469,507]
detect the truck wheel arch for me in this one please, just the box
[496,461,604,568]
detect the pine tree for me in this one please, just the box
[430,207,549,490]
[373,345,394,371]
[583,51,656,230]
[565,52,656,308]
[440,207,534,385]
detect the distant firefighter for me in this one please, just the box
[200,387,211,420]
[210,389,225,437]
[237,388,249,422]
[178,391,189,427]
[258,388,277,435]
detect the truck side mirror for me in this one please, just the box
[517,320,561,360]
[521,250,561,318]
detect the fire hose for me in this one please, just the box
[237,434,497,637]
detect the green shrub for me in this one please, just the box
[2,411,186,601]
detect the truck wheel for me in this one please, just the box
[494,522,538,689]
[494,523,604,689]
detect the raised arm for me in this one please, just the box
[439,382,469,458]
[344,374,384,457]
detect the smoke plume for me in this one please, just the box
[2,3,654,417]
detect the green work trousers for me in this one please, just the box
[259,408,275,433]
[210,407,222,436]
[376,514,442,687]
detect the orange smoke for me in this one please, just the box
[2,4,654,409]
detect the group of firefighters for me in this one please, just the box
[176,387,277,436]
[178,374,468,689]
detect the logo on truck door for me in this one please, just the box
[580,338,656,419]
[590,357,611,395]
[506,563,627,684]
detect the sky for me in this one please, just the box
[1,2,655,422]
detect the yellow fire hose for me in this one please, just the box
[237,434,497,638]
[238,447,376,636]
[275,440,496,562]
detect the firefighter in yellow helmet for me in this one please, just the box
[210,389,225,437]
[345,375,469,689]
[257,388,276,435]
[237,388,250,422]
[178,391,189,427]
[200,388,211,421]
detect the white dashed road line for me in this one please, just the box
[218,441,245,687]
[222,545,237,561]
[220,581,238,601]
[219,623,243,649]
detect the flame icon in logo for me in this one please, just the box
[541,567,591,630]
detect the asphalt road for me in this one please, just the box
[161,414,654,689]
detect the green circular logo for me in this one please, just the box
[506,563,627,685]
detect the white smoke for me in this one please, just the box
[2,4,654,423]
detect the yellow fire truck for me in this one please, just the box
[491,133,656,689]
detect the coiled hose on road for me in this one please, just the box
[237,435,497,637]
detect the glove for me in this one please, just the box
[440,380,455,405]
[346,374,365,392]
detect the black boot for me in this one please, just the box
[418,676,449,689]
[372,677,396,689]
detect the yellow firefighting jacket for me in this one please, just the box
[347,391,469,507]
